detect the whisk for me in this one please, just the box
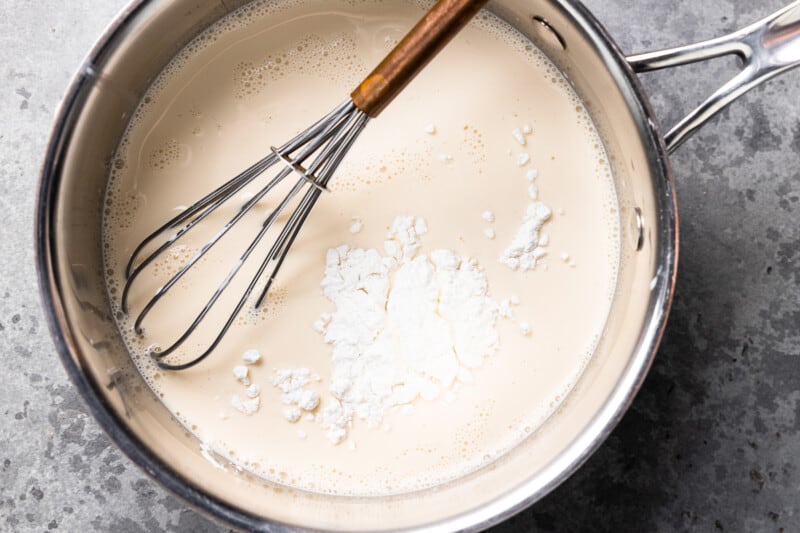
[121,0,489,370]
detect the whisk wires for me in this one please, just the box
[121,100,369,370]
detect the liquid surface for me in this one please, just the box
[103,0,619,496]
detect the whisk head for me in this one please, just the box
[121,100,369,370]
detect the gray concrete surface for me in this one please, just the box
[1,0,798,531]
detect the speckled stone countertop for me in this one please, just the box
[2,0,799,531]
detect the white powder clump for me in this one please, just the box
[522,124,532,134]
[231,395,260,415]
[511,128,526,146]
[424,123,436,134]
[499,202,552,271]
[272,368,320,412]
[245,384,260,398]
[483,228,496,240]
[232,366,250,386]
[498,298,513,319]
[482,210,495,223]
[242,349,261,364]
[320,401,349,444]
[199,442,225,470]
[348,217,363,234]
[312,312,331,334]
[284,407,301,423]
[516,153,530,166]
[297,389,320,411]
[318,216,500,444]
[327,426,347,445]
[526,168,539,180]
[414,217,428,235]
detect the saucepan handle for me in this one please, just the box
[626,0,800,153]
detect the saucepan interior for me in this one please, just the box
[37,0,675,530]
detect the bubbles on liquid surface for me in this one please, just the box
[147,139,185,171]
[233,33,367,99]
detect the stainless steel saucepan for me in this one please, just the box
[36,0,800,530]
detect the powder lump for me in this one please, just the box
[272,368,321,418]
[499,202,551,271]
[317,216,500,444]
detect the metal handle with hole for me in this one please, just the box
[626,1,800,153]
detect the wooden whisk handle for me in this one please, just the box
[350,0,489,117]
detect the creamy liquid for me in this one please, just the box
[103,0,619,496]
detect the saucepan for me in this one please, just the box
[36,0,800,530]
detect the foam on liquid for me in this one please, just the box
[102,0,620,496]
